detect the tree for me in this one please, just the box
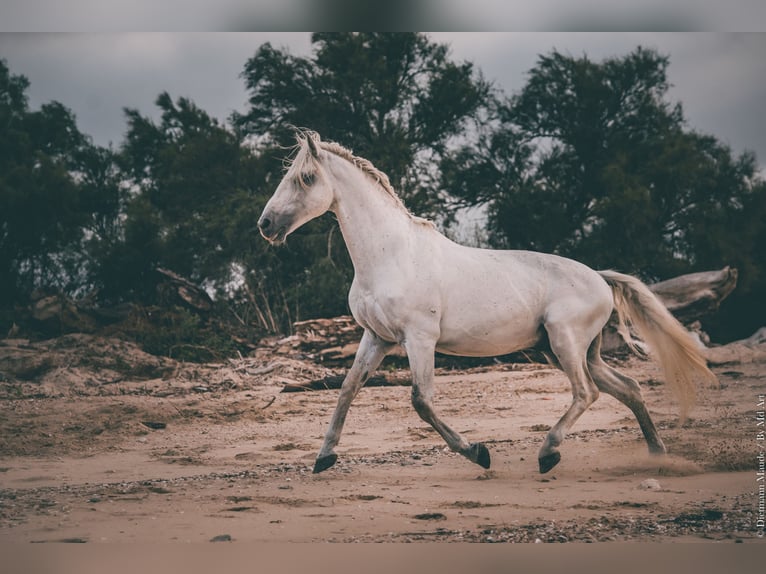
[0,60,118,313]
[442,47,766,340]
[233,32,490,219]
[116,91,343,333]
[117,92,257,301]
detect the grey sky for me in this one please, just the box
[1,33,765,174]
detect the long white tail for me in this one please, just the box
[599,270,717,420]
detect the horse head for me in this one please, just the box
[258,130,334,245]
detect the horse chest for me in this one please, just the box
[348,281,438,344]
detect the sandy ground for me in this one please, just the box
[0,337,764,544]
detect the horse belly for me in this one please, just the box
[436,307,543,357]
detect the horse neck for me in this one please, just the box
[326,156,416,276]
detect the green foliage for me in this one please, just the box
[120,305,240,362]
[443,47,766,339]
[0,59,122,308]
[119,93,247,286]
[115,80,364,334]
[2,40,765,351]
[234,32,490,218]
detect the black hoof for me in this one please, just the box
[313,453,338,474]
[538,451,561,474]
[470,443,491,469]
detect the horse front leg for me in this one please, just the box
[405,338,491,469]
[313,329,393,473]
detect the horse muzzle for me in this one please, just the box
[258,213,289,245]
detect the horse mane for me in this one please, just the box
[291,129,434,228]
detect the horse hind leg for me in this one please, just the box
[538,324,600,474]
[587,336,666,455]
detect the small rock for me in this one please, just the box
[639,478,661,491]
[141,421,167,430]
[413,512,446,521]
[210,534,232,542]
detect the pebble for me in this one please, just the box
[639,478,661,491]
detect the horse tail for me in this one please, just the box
[598,270,717,420]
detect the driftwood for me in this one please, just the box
[249,317,363,366]
[292,316,364,359]
[291,316,409,365]
[649,266,738,324]
[156,267,213,312]
[18,267,213,337]
[281,373,410,392]
[25,290,137,335]
[702,327,766,365]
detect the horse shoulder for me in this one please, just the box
[348,276,439,344]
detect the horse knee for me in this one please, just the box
[590,361,645,407]
[574,382,599,406]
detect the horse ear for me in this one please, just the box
[306,133,320,158]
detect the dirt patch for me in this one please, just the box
[0,338,764,543]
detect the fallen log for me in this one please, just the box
[703,327,766,365]
[292,316,363,354]
[649,266,738,324]
[156,267,213,312]
[281,373,409,392]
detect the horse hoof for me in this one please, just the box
[538,451,561,474]
[313,453,338,474]
[470,443,491,469]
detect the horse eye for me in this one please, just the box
[300,172,316,188]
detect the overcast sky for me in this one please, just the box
[1,33,765,174]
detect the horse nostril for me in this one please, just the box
[259,217,272,231]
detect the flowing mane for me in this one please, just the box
[291,130,433,227]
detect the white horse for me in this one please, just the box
[258,130,716,475]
